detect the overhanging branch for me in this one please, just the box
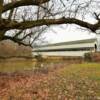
[2,17,100,32]
[3,0,50,13]
[3,35,32,47]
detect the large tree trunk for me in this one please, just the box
[0,0,3,20]
[0,30,5,40]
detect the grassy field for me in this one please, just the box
[60,63,100,82]
[0,62,100,99]
[0,60,36,72]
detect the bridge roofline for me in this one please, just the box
[36,38,97,48]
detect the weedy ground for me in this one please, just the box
[0,62,100,100]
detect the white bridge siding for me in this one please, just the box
[33,43,95,51]
[33,38,97,57]
[32,51,91,57]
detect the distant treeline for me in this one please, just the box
[0,40,32,57]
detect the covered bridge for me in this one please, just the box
[33,38,99,57]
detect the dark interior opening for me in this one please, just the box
[95,44,97,51]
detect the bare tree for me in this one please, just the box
[0,0,100,47]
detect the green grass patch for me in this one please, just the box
[60,63,100,82]
[0,61,36,72]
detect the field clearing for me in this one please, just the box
[0,60,36,72]
[0,62,100,99]
[60,63,100,82]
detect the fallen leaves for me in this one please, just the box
[0,63,100,100]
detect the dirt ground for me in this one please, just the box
[0,63,100,100]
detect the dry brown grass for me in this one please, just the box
[0,63,100,100]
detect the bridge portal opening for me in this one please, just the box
[95,44,97,52]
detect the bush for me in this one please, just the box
[84,52,100,62]
[84,52,92,62]
[0,40,32,57]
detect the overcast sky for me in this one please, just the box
[42,12,97,44]
[39,0,100,44]
[4,0,99,45]
[43,25,96,44]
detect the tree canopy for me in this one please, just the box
[0,0,100,47]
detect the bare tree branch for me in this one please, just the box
[1,17,100,32]
[0,0,99,46]
[3,0,50,13]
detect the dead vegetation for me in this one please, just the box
[0,63,100,100]
[0,40,32,58]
